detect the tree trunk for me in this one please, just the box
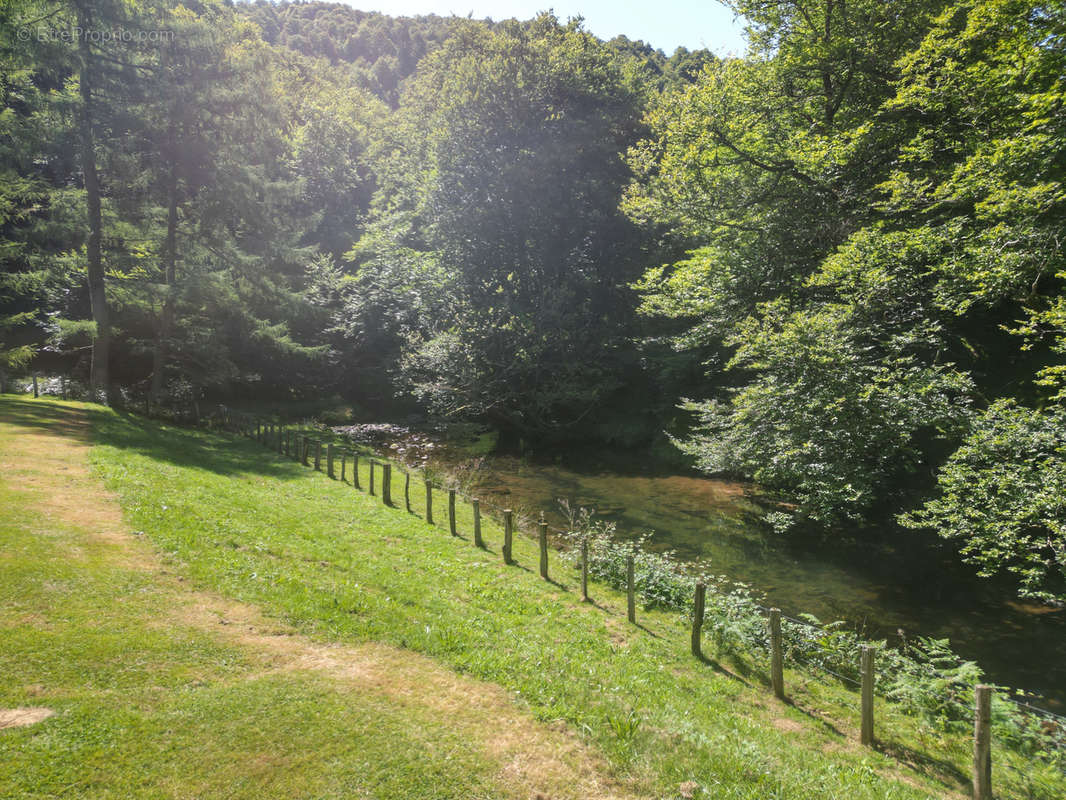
[76,2,109,403]
[151,160,178,401]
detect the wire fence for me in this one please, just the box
[213,406,1065,800]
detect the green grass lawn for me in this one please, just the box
[2,396,1043,798]
[0,397,625,800]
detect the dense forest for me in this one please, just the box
[1,0,1064,603]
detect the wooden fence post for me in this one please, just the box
[314,441,322,471]
[503,510,514,564]
[581,539,589,602]
[425,480,433,524]
[973,684,992,800]
[538,519,549,580]
[861,646,875,746]
[404,471,411,512]
[369,461,375,495]
[692,583,706,659]
[472,499,484,547]
[277,427,283,455]
[301,436,309,466]
[353,455,361,489]
[448,489,457,536]
[341,453,346,482]
[769,608,784,699]
[327,444,334,478]
[626,555,636,624]
[382,463,392,506]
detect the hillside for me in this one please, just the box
[0,395,1007,798]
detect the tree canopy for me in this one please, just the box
[627,0,1066,598]
[2,0,1064,600]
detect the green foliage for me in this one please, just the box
[678,302,973,529]
[1,0,336,395]
[351,14,653,439]
[239,0,460,105]
[625,0,1066,589]
[878,0,1066,600]
[902,400,1066,601]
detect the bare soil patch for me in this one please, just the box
[0,707,54,730]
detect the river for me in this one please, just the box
[338,424,1066,710]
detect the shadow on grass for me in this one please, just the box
[875,738,970,789]
[695,652,756,688]
[95,410,317,480]
[0,397,316,482]
[778,696,846,738]
[0,396,96,441]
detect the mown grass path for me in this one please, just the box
[0,397,634,799]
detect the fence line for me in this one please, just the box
[212,406,1064,799]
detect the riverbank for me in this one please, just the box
[6,395,1057,797]
[317,417,1066,712]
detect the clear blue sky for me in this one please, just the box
[337,1,749,55]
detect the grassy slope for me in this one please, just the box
[0,398,625,800]
[1,397,984,798]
